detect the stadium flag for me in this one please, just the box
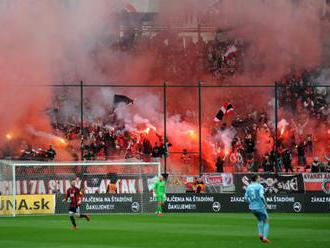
[113,94,134,107]
[224,45,238,57]
[214,102,234,122]
[123,3,137,13]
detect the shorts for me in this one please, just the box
[156,194,166,203]
[251,209,268,221]
[69,206,80,215]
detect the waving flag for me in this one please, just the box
[113,94,134,107]
[214,102,234,122]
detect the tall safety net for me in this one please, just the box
[0,160,161,217]
[0,160,15,216]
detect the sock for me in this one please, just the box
[263,223,270,239]
[157,205,162,213]
[80,214,87,219]
[70,216,76,227]
[257,221,263,236]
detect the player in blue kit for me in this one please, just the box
[244,174,270,243]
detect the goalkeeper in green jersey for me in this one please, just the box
[153,175,166,216]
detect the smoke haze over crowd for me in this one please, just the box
[0,0,329,172]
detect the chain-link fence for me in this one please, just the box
[1,82,329,175]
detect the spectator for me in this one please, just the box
[180,149,192,164]
[311,157,321,173]
[297,142,307,168]
[46,145,56,161]
[152,142,161,159]
[107,181,117,194]
[244,134,255,161]
[306,135,313,156]
[230,151,244,172]
[282,149,293,173]
[195,178,205,193]
[215,156,224,173]
[262,155,273,173]
[247,159,258,172]
[325,161,330,173]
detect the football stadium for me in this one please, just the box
[0,0,330,247]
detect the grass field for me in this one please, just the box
[0,213,329,248]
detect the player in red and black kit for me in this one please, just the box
[64,180,90,230]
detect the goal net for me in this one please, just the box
[0,160,161,217]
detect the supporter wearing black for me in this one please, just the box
[282,149,293,173]
[46,145,56,161]
[262,155,273,173]
[245,134,255,160]
[215,156,224,173]
[248,159,258,172]
[311,157,321,173]
[297,142,307,168]
[103,131,112,159]
[306,135,313,157]
[142,138,152,157]
[152,143,161,158]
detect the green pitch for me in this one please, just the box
[0,214,329,248]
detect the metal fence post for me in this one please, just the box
[163,81,167,174]
[275,82,278,171]
[80,81,84,161]
[198,81,202,175]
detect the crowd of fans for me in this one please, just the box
[60,123,172,162]
[114,31,243,82]
[279,70,329,121]
[215,70,330,173]
[1,31,329,174]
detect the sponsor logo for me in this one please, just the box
[0,194,55,215]
[131,202,140,213]
[322,180,330,194]
[293,202,302,212]
[303,173,330,182]
[268,204,277,210]
[212,201,221,212]
[205,176,223,185]
[242,175,300,193]
[204,174,233,186]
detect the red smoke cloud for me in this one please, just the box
[0,0,328,173]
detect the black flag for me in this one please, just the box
[113,94,134,107]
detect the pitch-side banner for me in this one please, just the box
[56,194,156,214]
[165,194,306,213]
[303,173,330,193]
[0,174,158,195]
[304,193,330,212]
[53,193,330,214]
[0,194,55,216]
[235,174,305,194]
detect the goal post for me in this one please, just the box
[0,160,16,217]
[0,160,161,217]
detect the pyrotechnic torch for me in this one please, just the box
[5,133,13,140]
[224,149,229,159]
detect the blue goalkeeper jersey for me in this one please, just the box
[244,182,266,210]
